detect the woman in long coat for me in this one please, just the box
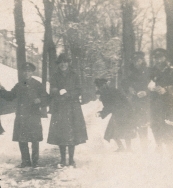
[0,63,48,168]
[47,53,88,168]
[95,78,136,152]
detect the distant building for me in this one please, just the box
[0,29,42,77]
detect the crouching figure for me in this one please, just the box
[95,78,136,152]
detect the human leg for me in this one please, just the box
[114,138,125,152]
[18,142,31,167]
[68,145,75,166]
[125,138,132,152]
[138,126,148,152]
[59,145,66,166]
[32,141,39,167]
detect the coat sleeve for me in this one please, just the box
[0,84,18,101]
[100,105,111,119]
[99,92,114,118]
[37,83,50,107]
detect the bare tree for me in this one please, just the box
[149,0,163,65]
[14,0,26,81]
[30,0,56,90]
[164,0,173,64]
[122,0,135,78]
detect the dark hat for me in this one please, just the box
[133,51,145,59]
[21,62,36,72]
[151,48,167,58]
[56,53,71,64]
[94,78,108,87]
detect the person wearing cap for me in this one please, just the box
[122,51,149,152]
[0,62,49,168]
[47,53,88,168]
[148,48,173,154]
[95,78,136,152]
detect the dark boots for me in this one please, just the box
[59,145,76,167]
[68,145,76,167]
[18,142,39,168]
[115,138,132,152]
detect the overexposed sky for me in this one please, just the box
[0,0,44,51]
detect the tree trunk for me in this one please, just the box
[42,31,48,90]
[164,0,173,64]
[42,0,56,90]
[14,0,26,81]
[122,0,135,78]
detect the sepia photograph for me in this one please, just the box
[0,0,173,187]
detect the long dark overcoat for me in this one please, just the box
[125,66,150,127]
[47,69,88,146]
[0,78,48,142]
[150,66,173,142]
[99,87,136,142]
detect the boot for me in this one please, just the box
[59,145,66,168]
[115,139,125,152]
[68,145,76,167]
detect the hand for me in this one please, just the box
[148,80,156,91]
[165,119,173,126]
[60,89,67,95]
[155,86,166,95]
[34,98,41,104]
[137,91,147,98]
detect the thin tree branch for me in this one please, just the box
[29,0,45,25]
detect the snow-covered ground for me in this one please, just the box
[0,63,173,188]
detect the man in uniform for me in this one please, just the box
[0,63,49,168]
[123,51,149,152]
[148,48,173,154]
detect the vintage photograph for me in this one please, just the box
[0,0,173,187]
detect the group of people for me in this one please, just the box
[0,54,87,169]
[95,48,173,155]
[1,48,173,169]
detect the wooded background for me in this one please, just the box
[13,0,172,103]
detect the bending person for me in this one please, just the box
[95,78,136,152]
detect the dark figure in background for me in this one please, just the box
[0,120,5,135]
[95,78,136,152]
[123,51,150,151]
[148,48,173,154]
[47,53,88,168]
[0,63,49,168]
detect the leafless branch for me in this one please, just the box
[29,0,45,25]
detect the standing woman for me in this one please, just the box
[47,53,88,168]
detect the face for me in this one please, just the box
[96,83,107,92]
[58,61,69,71]
[154,56,167,70]
[23,70,33,80]
[134,58,144,69]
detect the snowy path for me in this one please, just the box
[0,100,173,188]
